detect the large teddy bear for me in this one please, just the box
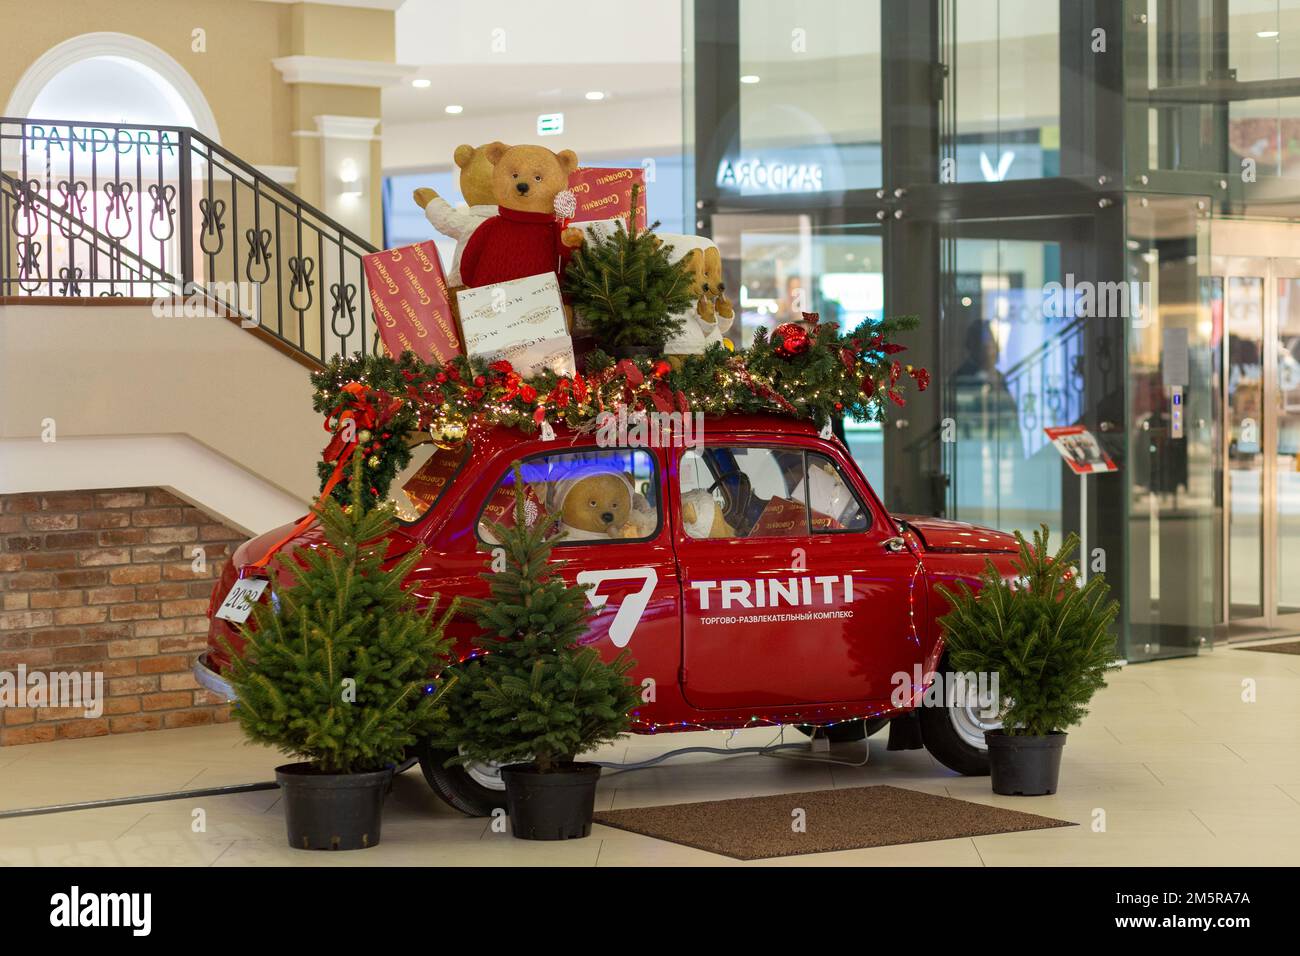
[552,471,655,541]
[412,143,503,287]
[458,143,586,288]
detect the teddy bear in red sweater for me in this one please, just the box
[457,142,585,288]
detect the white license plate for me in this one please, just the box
[214,577,269,624]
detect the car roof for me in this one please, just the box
[463,412,822,456]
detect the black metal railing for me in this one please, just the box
[1001,314,1087,456]
[0,116,383,366]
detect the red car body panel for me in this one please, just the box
[205,415,1021,732]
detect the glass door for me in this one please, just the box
[1210,224,1300,638]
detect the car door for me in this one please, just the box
[673,437,922,709]
[460,445,682,704]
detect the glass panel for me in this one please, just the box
[710,213,882,347]
[733,0,882,193]
[944,235,1069,535]
[1226,273,1266,617]
[950,0,1060,182]
[390,442,466,524]
[1133,0,1300,183]
[477,450,659,545]
[803,452,871,531]
[1277,276,1300,612]
[1126,197,1216,660]
[680,446,813,538]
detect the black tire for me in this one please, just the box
[795,718,887,743]
[418,744,506,817]
[918,663,992,776]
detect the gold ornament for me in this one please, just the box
[367,455,381,468]
[358,430,372,443]
[431,420,467,447]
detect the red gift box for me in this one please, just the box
[363,241,462,364]
[567,167,647,232]
[400,447,463,511]
[749,497,843,538]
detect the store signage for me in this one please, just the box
[1044,425,1118,475]
[537,112,565,136]
[716,156,824,193]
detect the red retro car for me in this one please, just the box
[197,414,1020,816]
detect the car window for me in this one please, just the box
[679,446,869,539]
[389,442,467,523]
[800,452,871,532]
[477,448,660,546]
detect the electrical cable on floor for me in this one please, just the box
[593,727,871,774]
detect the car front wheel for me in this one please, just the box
[418,744,508,817]
[918,662,998,776]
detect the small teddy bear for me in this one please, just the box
[412,142,503,288]
[659,237,735,363]
[680,488,736,539]
[458,143,586,289]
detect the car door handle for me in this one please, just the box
[882,535,908,553]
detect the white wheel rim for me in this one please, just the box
[948,685,1002,750]
[459,746,508,791]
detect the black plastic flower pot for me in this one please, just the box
[985,731,1067,796]
[275,763,393,850]
[501,762,601,840]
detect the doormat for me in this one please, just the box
[1237,640,1300,655]
[593,785,1074,861]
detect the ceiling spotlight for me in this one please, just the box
[411,78,431,89]
[444,104,463,115]
[584,91,606,101]
[740,74,761,84]
[1258,30,1280,38]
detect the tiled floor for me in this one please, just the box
[2,640,1299,866]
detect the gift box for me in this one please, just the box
[749,496,843,538]
[568,167,647,232]
[399,447,463,511]
[363,240,462,363]
[455,272,576,379]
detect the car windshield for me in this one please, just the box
[387,441,467,524]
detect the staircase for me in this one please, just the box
[1,116,383,367]
[1,117,388,531]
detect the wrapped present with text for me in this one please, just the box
[363,240,462,363]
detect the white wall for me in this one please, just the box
[0,302,325,534]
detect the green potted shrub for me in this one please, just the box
[936,525,1118,796]
[440,465,640,840]
[222,458,457,849]
[562,184,695,359]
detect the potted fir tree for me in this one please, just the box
[562,184,695,359]
[222,457,457,850]
[937,526,1118,796]
[441,466,640,840]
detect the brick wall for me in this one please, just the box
[0,489,244,745]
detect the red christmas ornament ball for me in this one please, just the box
[773,322,810,357]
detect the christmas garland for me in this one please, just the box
[310,315,929,507]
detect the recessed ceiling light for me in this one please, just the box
[1258,30,1280,38]
[740,74,761,84]
[411,78,431,89]
[444,104,463,115]
[584,91,606,101]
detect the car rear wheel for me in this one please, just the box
[795,718,887,743]
[918,662,997,776]
[418,743,508,817]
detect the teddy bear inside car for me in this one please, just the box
[457,143,586,289]
[552,470,655,541]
